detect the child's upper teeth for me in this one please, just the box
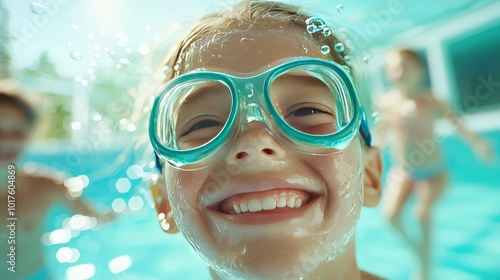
[227,192,306,214]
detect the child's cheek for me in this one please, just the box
[164,168,209,233]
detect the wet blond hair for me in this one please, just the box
[162,0,348,79]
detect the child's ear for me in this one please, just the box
[362,146,382,207]
[151,175,179,234]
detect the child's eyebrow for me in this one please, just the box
[273,73,331,89]
[178,83,229,107]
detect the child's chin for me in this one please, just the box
[212,238,325,279]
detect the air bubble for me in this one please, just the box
[334,43,345,52]
[66,41,72,47]
[336,5,344,13]
[344,55,352,66]
[70,51,82,61]
[138,44,151,56]
[305,17,325,34]
[342,65,350,73]
[30,2,45,14]
[363,55,371,64]
[323,27,332,37]
[306,25,315,34]
[303,47,308,53]
[173,64,180,71]
[116,64,122,70]
[119,58,129,65]
[320,45,330,55]
[71,24,79,30]
[144,25,152,32]
[371,111,380,123]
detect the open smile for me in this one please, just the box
[204,177,322,225]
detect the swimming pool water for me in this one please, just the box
[24,130,500,280]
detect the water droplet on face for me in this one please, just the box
[320,45,330,54]
[334,43,345,52]
[344,55,352,66]
[323,27,332,37]
[70,51,82,61]
[173,64,180,71]
[303,47,308,53]
[30,2,45,15]
[336,5,344,13]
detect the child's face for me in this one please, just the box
[385,53,424,89]
[0,103,30,165]
[162,26,374,278]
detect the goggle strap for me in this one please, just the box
[359,108,372,147]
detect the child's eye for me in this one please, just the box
[286,106,332,118]
[181,119,223,137]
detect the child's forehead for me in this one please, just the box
[180,25,325,74]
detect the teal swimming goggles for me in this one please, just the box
[149,57,372,169]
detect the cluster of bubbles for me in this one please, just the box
[64,21,157,88]
[305,16,353,68]
[305,17,333,55]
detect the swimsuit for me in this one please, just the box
[404,158,446,181]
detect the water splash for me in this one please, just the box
[30,2,45,14]
[336,5,344,13]
[320,45,330,55]
[70,51,82,61]
[334,43,345,52]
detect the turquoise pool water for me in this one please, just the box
[25,130,500,280]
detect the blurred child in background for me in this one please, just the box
[0,90,113,280]
[377,49,494,280]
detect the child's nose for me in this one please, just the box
[225,122,287,166]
